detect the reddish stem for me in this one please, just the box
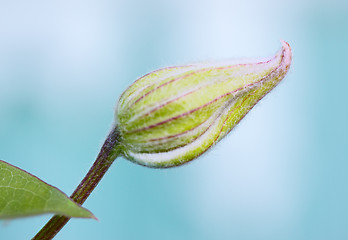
[32,127,121,240]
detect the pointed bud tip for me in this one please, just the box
[280,40,292,72]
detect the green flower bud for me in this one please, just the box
[116,41,292,168]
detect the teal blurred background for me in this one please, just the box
[0,0,347,239]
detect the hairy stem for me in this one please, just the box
[32,126,121,240]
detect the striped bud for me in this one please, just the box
[116,41,292,168]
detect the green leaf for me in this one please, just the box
[0,160,96,219]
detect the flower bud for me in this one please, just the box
[116,41,292,168]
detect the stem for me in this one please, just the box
[32,126,121,240]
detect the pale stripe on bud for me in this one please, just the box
[116,41,292,168]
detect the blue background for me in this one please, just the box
[1,0,347,239]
